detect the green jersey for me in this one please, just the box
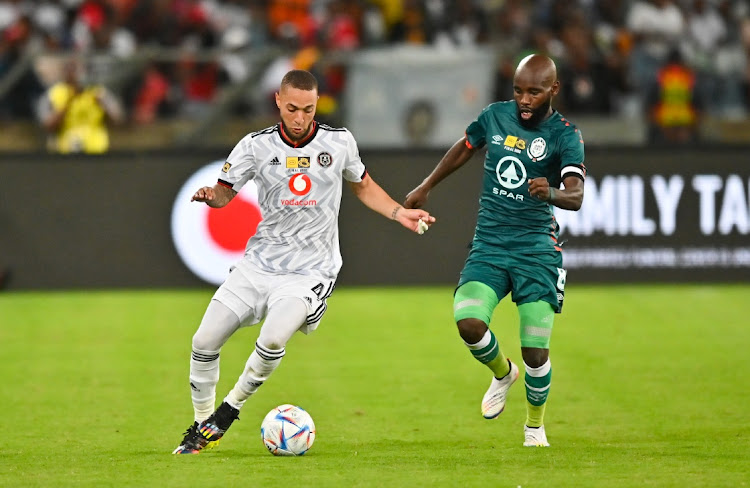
[465,100,586,255]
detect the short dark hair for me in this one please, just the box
[281,70,318,92]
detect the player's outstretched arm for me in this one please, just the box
[348,174,436,234]
[528,175,584,211]
[191,183,237,208]
[404,136,477,209]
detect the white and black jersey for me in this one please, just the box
[218,121,367,280]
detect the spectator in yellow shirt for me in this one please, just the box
[38,59,124,154]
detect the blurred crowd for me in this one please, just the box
[0,0,749,140]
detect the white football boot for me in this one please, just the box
[481,360,519,419]
[523,425,550,447]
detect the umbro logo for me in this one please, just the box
[269,157,280,165]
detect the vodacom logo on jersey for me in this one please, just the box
[288,173,311,195]
[282,173,317,206]
[171,162,263,285]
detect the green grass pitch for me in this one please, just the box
[1,285,748,487]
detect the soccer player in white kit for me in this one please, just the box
[173,69,435,454]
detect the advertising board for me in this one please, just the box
[1,147,747,289]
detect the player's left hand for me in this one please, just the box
[395,207,436,235]
[528,177,552,201]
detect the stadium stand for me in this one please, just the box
[0,0,748,149]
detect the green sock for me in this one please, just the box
[465,329,511,379]
[487,354,511,379]
[525,360,551,427]
[526,401,547,428]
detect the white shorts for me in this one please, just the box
[213,259,335,334]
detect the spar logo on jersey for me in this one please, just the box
[496,156,527,189]
[171,161,262,285]
[527,137,548,161]
[493,156,527,201]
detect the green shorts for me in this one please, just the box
[457,250,566,313]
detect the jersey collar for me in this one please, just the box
[278,121,318,148]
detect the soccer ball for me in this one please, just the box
[260,404,316,456]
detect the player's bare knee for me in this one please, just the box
[453,281,497,342]
[457,318,488,344]
[521,347,549,368]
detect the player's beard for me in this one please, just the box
[282,121,313,142]
[517,97,552,129]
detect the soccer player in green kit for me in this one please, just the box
[404,54,585,447]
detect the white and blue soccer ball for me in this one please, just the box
[260,404,316,456]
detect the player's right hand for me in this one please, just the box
[395,208,436,234]
[404,185,430,209]
[191,186,215,202]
